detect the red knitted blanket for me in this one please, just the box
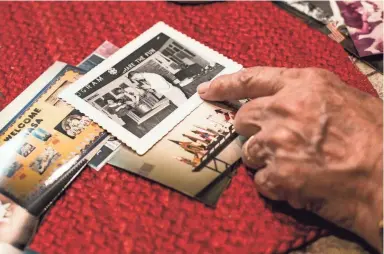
[0,2,377,253]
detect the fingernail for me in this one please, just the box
[197,81,210,94]
[247,136,258,151]
[243,135,254,161]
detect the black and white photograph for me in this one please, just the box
[80,33,224,138]
[60,22,242,154]
[283,0,345,28]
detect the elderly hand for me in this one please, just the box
[198,67,383,251]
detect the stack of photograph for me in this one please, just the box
[0,22,244,236]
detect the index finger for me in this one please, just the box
[197,66,288,101]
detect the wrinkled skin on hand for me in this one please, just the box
[198,67,383,252]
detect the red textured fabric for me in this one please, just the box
[0,2,377,253]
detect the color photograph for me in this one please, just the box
[337,0,383,56]
[17,143,36,158]
[109,101,242,197]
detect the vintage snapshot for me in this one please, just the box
[60,22,242,155]
[337,0,383,57]
[109,101,243,199]
[282,0,348,42]
[17,143,36,158]
[79,41,235,203]
[283,0,344,26]
[0,64,104,214]
[78,41,120,72]
[283,0,336,25]
[282,0,348,43]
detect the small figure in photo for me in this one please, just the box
[55,110,91,139]
[30,128,52,142]
[128,71,188,107]
[29,147,61,174]
[17,143,36,157]
[114,86,141,107]
[105,98,132,117]
[174,155,200,167]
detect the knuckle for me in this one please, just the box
[210,76,229,96]
[237,67,261,91]
[234,113,247,133]
[273,128,296,143]
[305,67,331,80]
[280,68,301,79]
[267,99,281,109]
[210,76,224,90]
[268,100,296,116]
[238,68,253,85]
[277,168,290,179]
[233,104,252,131]
[247,66,264,77]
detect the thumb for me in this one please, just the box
[197,66,287,101]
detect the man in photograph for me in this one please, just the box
[115,86,142,106]
[105,98,131,118]
[128,71,188,107]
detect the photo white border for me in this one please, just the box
[60,22,242,155]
